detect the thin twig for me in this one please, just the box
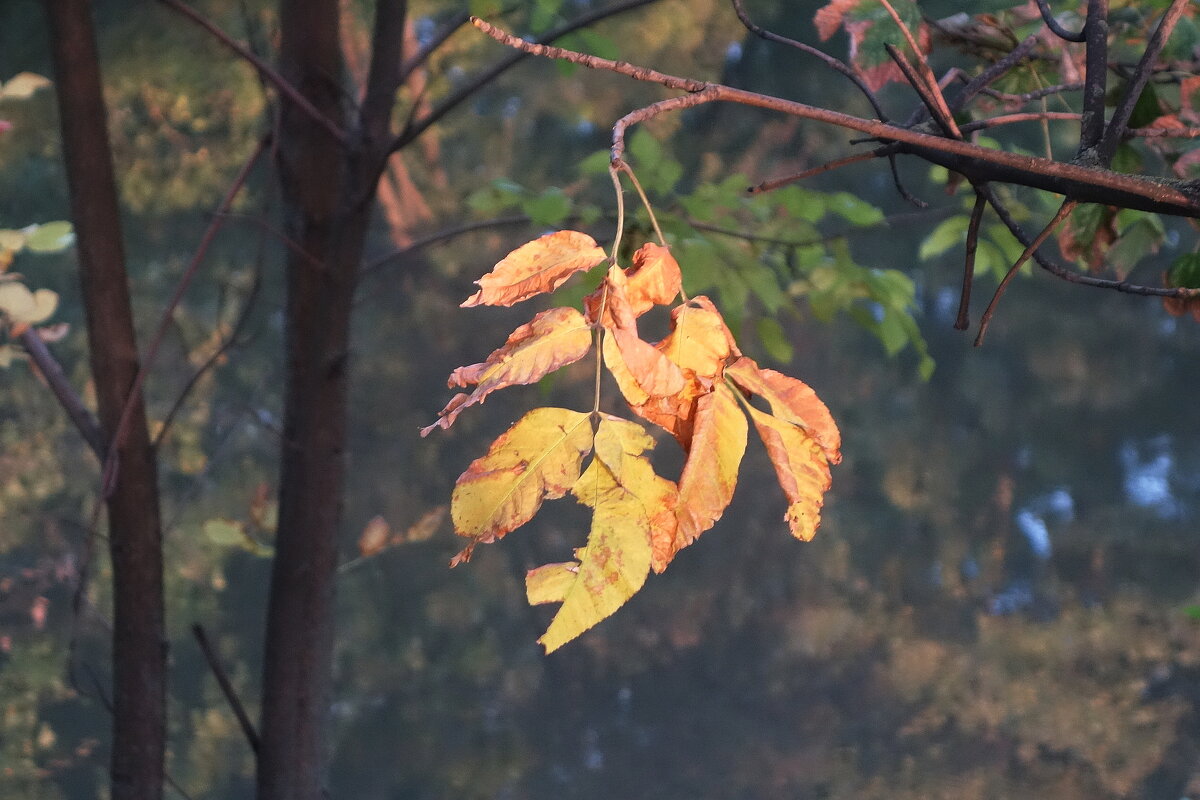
[750,151,881,194]
[956,190,988,331]
[878,0,959,134]
[617,162,666,245]
[1097,0,1191,164]
[885,43,962,138]
[1036,0,1086,42]
[393,0,665,152]
[398,11,471,84]
[153,269,262,449]
[158,0,346,145]
[975,198,1078,345]
[101,138,267,497]
[192,624,261,755]
[947,35,1042,114]
[730,0,889,121]
[980,82,1085,106]
[959,111,1081,134]
[18,329,105,458]
[359,214,532,278]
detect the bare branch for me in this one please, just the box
[360,0,408,145]
[885,43,961,138]
[399,11,471,84]
[1097,0,1191,164]
[393,0,665,152]
[472,18,1200,219]
[359,214,532,279]
[976,199,1079,345]
[749,151,881,194]
[193,624,261,755]
[1077,0,1110,156]
[19,329,105,458]
[1036,0,1086,42]
[730,0,889,121]
[947,35,1042,113]
[980,82,1084,107]
[101,138,268,495]
[158,0,347,145]
[956,190,987,331]
[959,111,1081,134]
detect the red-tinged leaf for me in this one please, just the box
[358,516,391,557]
[421,307,592,435]
[725,356,842,464]
[450,407,594,555]
[665,383,747,569]
[536,416,676,653]
[657,297,740,380]
[591,266,685,405]
[814,0,862,41]
[742,404,833,542]
[462,230,605,307]
[625,243,682,316]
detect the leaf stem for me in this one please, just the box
[616,160,666,246]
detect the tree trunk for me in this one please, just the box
[44,1,165,799]
[256,0,389,797]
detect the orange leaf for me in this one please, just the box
[742,404,833,542]
[462,230,605,307]
[358,515,391,557]
[625,243,682,316]
[590,266,685,405]
[449,407,594,559]
[725,356,842,464]
[420,307,592,436]
[657,297,740,380]
[664,382,747,570]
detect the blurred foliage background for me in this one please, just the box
[2,0,1200,797]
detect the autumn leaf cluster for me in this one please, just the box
[422,230,841,652]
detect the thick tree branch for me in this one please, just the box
[359,0,407,146]
[1077,0,1110,157]
[472,18,1200,219]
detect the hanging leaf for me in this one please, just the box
[663,383,747,570]
[421,306,592,435]
[725,356,842,464]
[449,407,594,562]
[534,416,676,653]
[657,297,740,380]
[358,516,392,557]
[0,283,58,332]
[624,243,682,315]
[462,230,605,307]
[742,404,832,542]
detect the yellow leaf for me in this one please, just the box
[536,416,676,653]
[743,403,833,542]
[450,407,594,555]
[421,307,592,436]
[657,296,739,379]
[395,505,447,544]
[0,283,57,329]
[726,356,842,464]
[462,230,605,307]
[526,561,577,605]
[666,383,747,569]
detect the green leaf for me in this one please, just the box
[827,192,883,226]
[523,188,572,227]
[919,216,968,260]
[1168,253,1200,288]
[25,221,73,253]
[755,317,793,363]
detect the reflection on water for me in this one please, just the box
[1122,436,1182,519]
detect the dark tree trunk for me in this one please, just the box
[44,1,165,799]
[256,0,399,797]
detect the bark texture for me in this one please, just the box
[44,1,165,798]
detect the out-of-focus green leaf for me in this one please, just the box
[24,221,73,253]
[755,316,793,363]
[1167,253,1200,288]
[919,216,968,260]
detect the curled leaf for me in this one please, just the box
[742,404,833,542]
[421,306,592,435]
[0,283,57,332]
[726,356,841,463]
[463,230,605,307]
